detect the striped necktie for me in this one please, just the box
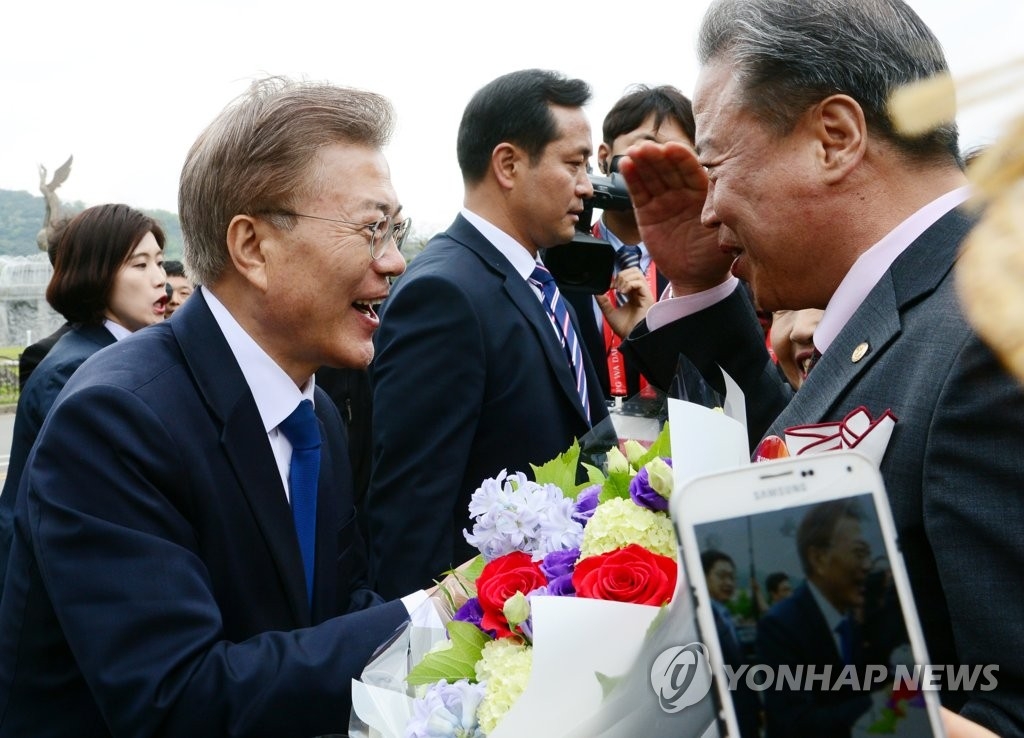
[615,244,642,306]
[529,264,590,422]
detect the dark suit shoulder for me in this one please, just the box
[61,322,181,396]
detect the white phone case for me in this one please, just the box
[672,451,945,738]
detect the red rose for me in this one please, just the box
[476,551,546,639]
[572,544,677,606]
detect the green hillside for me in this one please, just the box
[0,189,183,260]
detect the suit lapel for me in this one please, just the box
[795,584,843,666]
[173,292,310,624]
[770,207,973,436]
[450,217,592,426]
[772,275,900,434]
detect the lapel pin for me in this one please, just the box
[851,342,870,363]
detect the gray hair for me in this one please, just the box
[178,76,395,285]
[697,0,959,163]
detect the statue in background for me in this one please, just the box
[36,155,73,252]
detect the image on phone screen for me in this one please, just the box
[688,491,942,737]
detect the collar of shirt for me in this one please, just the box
[203,287,315,501]
[814,186,972,355]
[461,208,537,281]
[593,219,653,275]
[201,286,315,432]
[103,319,132,341]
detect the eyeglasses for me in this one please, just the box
[267,211,412,259]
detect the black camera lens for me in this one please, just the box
[609,154,626,174]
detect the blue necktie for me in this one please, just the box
[530,264,590,422]
[615,244,642,306]
[835,615,859,666]
[279,399,320,608]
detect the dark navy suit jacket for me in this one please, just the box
[17,321,72,390]
[367,215,609,598]
[0,322,115,589]
[756,583,872,738]
[0,292,407,736]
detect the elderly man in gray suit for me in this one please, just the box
[618,1,1024,736]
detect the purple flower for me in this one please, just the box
[453,597,485,631]
[541,548,579,581]
[629,458,673,512]
[546,573,577,597]
[573,485,601,524]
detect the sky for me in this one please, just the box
[3,0,1023,236]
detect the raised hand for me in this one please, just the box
[618,141,735,296]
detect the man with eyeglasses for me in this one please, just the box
[0,77,438,736]
[366,69,610,599]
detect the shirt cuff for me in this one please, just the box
[647,277,740,331]
[401,589,430,617]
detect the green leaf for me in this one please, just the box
[636,422,672,468]
[407,620,492,687]
[599,471,633,503]
[531,438,582,499]
[436,555,486,607]
[582,462,607,488]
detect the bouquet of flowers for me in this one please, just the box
[410,426,677,735]
[350,423,692,738]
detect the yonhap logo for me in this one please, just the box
[650,642,714,712]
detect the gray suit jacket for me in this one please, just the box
[624,207,1024,734]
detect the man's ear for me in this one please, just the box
[813,94,866,183]
[492,142,521,190]
[225,214,271,292]
[597,142,612,174]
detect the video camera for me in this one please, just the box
[541,163,633,294]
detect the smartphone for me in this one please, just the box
[672,451,945,738]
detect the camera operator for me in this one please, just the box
[564,85,697,404]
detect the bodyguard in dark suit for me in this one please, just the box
[618,1,1024,733]
[0,78,419,736]
[367,70,609,598]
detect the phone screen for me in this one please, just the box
[689,490,944,737]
